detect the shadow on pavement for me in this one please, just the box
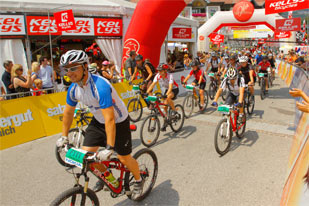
[247,110,264,119]
[229,130,259,152]
[114,180,179,206]
[132,139,142,150]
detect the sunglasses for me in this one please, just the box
[63,65,82,73]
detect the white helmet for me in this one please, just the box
[88,66,97,74]
[239,56,248,63]
[60,50,89,67]
[226,68,237,80]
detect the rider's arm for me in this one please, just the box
[145,65,153,81]
[62,104,75,136]
[238,87,245,103]
[249,70,254,84]
[205,62,211,74]
[131,66,137,81]
[147,81,156,94]
[166,83,173,96]
[101,107,116,147]
[198,72,203,85]
[183,74,192,84]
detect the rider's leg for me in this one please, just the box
[265,77,269,90]
[166,92,175,111]
[118,155,141,180]
[199,88,204,105]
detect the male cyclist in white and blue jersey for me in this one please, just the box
[56,50,143,198]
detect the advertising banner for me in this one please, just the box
[265,0,309,15]
[232,0,254,22]
[0,15,26,37]
[274,31,292,39]
[172,27,192,39]
[276,17,301,32]
[209,33,224,43]
[54,10,76,31]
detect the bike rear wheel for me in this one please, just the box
[208,82,216,100]
[260,78,265,100]
[169,104,185,133]
[214,118,232,156]
[125,148,158,202]
[246,93,255,115]
[55,128,85,168]
[140,115,160,147]
[182,95,194,118]
[236,112,247,139]
[199,90,209,112]
[221,88,227,101]
[51,187,99,206]
[127,98,143,122]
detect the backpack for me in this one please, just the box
[144,61,157,75]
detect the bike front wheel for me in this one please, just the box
[182,95,194,118]
[55,128,85,167]
[140,115,160,147]
[236,113,247,139]
[208,82,216,100]
[169,104,185,133]
[260,78,265,100]
[214,118,232,156]
[50,187,99,206]
[125,148,158,202]
[246,93,255,115]
[127,98,143,122]
[199,90,209,112]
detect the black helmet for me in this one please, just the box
[262,55,268,60]
[191,60,200,67]
[230,54,237,60]
[135,54,143,61]
[129,50,136,57]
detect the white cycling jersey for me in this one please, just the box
[220,76,245,96]
[67,73,128,124]
[153,73,178,91]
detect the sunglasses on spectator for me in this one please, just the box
[63,65,82,73]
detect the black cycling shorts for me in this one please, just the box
[164,88,179,100]
[193,79,206,90]
[210,67,219,73]
[83,117,132,156]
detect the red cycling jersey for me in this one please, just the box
[189,69,206,82]
[258,61,271,71]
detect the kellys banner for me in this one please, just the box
[122,0,189,71]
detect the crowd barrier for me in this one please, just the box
[276,60,309,206]
[0,79,161,150]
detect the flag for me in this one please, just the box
[288,11,293,19]
[303,19,306,32]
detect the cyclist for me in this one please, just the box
[182,60,206,110]
[124,50,137,82]
[238,56,255,100]
[268,53,276,80]
[132,54,156,94]
[221,54,239,78]
[211,68,246,122]
[147,63,179,131]
[56,50,144,198]
[258,55,271,93]
[255,50,263,65]
[206,52,221,85]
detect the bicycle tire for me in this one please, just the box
[260,78,265,100]
[236,112,247,139]
[50,186,99,206]
[246,94,255,115]
[208,82,216,100]
[182,95,194,118]
[140,115,160,147]
[127,98,143,122]
[169,104,185,133]
[125,148,158,202]
[221,89,227,101]
[214,118,232,156]
[55,128,85,167]
[199,90,209,112]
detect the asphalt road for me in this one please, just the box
[0,77,295,206]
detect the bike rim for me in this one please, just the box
[170,106,184,131]
[128,99,142,121]
[217,121,230,152]
[142,117,159,145]
[183,96,194,117]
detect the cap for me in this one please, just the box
[129,50,136,56]
[135,54,143,61]
[102,61,110,65]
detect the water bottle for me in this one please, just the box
[104,170,119,188]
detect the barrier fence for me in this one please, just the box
[276,60,309,206]
[0,79,161,150]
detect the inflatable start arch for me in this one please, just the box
[198,9,284,51]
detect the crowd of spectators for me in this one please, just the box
[278,49,308,71]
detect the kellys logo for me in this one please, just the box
[0,109,34,137]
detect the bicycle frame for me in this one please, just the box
[224,107,245,132]
[151,100,169,118]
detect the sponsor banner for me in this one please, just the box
[209,33,224,43]
[285,64,295,87]
[172,27,192,39]
[0,15,26,36]
[265,0,309,15]
[26,16,122,37]
[232,0,255,22]
[274,31,291,39]
[230,26,256,30]
[276,17,301,32]
[54,10,76,31]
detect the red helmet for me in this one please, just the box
[157,63,169,71]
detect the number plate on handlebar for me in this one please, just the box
[186,85,195,90]
[208,73,215,77]
[218,105,230,114]
[146,96,158,102]
[258,73,265,77]
[267,68,271,72]
[65,148,88,169]
[132,85,140,91]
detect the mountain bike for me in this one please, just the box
[182,83,209,118]
[140,95,185,147]
[51,144,158,205]
[208,72,227,101]
[127,82,147,122]
[214,104,246,156]
[56,108,92,167]
[258,72,266,100]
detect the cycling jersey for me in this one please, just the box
[238,65,254,84]
[66,73,128,124]
[153,73,178,90]
[208,58,220,69]
[268,58,275,67]
[220,76,246,96]
[258,61,271,71]
[189,69,206,83]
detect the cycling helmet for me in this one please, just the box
[230,54,237,60]
[157,63,169,71]
[60,50,89,67]
[135,54,143,61]
[268,53,273,57]
[239,56,248,63]
[224,55,229,59]
[89,63,97,74]
[211,52,217,57]
[191,60,200,67]
[226,68,237,80]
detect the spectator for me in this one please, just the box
[289,88,309,113]
[295,52,305,66]
[0,80,6,101]
[1,60,16,99]
[288,51,297,63]
[255,50,263,65]
[124,50,137,82]
[109,61,122,81]
[183,54,192,70]
[100,61,113,81]
[31,62,40,83]
[38,56,54,94]
[32,79,44,96]
[12,64,32,98]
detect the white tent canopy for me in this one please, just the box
[198,9,288,51]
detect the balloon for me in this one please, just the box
[122,0,187,70]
